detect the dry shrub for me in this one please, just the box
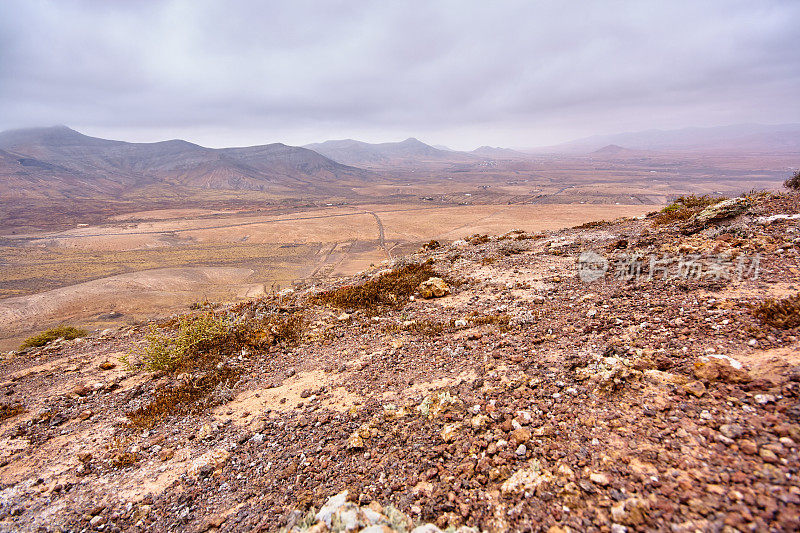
[127,366,239,429]
[653,195,727,226]
[0,402,25,421]
[314,260,443,309]
[386,319,448,336]
[20,325,87,349]
[138,312,304,372]
[128,311,303,428]
[468,234,490,245]
[575,220,607,229]
[111,451,139,468]
[108,437,139,467]
[753,294,800,329]
[470,313,511,331]
[420,240,441,251]
[784,170,800,191]
[139,314,230,372]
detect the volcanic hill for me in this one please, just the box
[2,192,800,531]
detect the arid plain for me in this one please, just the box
[0,202,657,350]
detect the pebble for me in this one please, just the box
[739,439,758,455]
[590,472,610,486]
[754,394,776,405]
[719,424,743,439]
[759,448,779,463]
[683,380,706,397]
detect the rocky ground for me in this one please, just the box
[2,192,800,532]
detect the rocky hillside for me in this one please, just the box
[2,193,800,532]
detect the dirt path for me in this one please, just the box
[366,211,391,260]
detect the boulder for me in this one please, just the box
[418,277,450,298]
[693,354,751,384]
[691,197,749,226]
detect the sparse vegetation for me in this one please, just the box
[108,437,139,467]
[111,451,139,468]
[0,402,25,421]
[653,194,727,226]
[784,170,800,191]
[134,311,304,373]
[313,260,444,309]
[470,312,511,330]
[19,325,87,349]
[753,294,800,329]
[126,310,304,427]
[420,239,441,251]
[127,365,240,429]
[386,318,449,336]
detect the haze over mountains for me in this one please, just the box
[540,123,800,154]
[0,123,798,203]
[0,126,366,200]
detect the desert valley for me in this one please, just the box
[3,1,800,531]
[0,125,796,349]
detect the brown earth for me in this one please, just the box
[2,192,800,531]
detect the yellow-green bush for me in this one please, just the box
[20,325,87,349]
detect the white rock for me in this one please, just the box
[411,525,444,533]
[315,490,348,527]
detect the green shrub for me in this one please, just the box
[20,325,87,349]
[140,313,230,372]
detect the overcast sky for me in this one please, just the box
[1,0,799,150]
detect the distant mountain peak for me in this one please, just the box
[592,144,627,154]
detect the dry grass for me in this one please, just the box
[19,325,87,349]
[468,234,490,245]
[574,220,608,229]
[753,294,800,329]
[0,402,25,421]
[470,313,512,332]
[386,318,450,336]
[420,240,441,251]
[108,437,139,467]
[111,451,139,468]
[313,260,443,309]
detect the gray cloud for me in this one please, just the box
[1,0,798,149]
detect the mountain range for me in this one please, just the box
[0,123,798,201]
[0,126,366,200]
[303,137,475,167]
[539,123,800,154]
